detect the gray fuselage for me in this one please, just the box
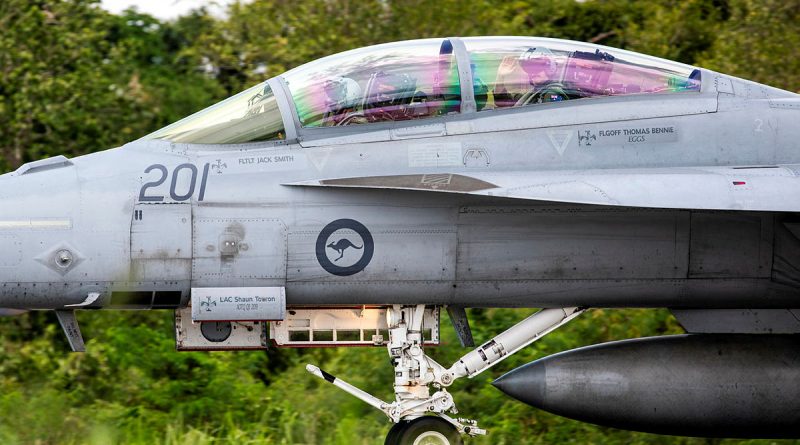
[0,69,798,311]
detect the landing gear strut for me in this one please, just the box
[306,305,584,444]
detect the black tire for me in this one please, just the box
[384,420,408,445]
[393,417,463,445]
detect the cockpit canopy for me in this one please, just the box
[285,39,462,128]
[143,37,701,144]
[465,37,700,109]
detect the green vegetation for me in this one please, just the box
[1,309,798,444]
[1,0,798,443]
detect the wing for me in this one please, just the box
[287,165,800,211]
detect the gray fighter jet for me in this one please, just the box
[1,36,800,444]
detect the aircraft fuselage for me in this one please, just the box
[1,84,798,311]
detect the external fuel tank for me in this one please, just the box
[493,334,800,438]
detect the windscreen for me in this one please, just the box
[143,83,285,144]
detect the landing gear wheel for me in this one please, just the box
[384,420,408,445]
[386,417,463,445]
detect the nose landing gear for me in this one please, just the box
[307,305,584,444]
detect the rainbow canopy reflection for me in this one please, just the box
[143,37,702,144]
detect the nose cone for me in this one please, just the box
[492,359,547,408]
[0,149,142,310]
[0,160,81,308]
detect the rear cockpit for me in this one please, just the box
[141,37,702,145]
[465,37,701,110]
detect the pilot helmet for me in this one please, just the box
[519,47,557,79]
[370,71,416,106]
[323,77,362,109]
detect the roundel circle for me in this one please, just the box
[316,219,374,276]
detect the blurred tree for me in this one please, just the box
[178,0,395,94]
[104,8,225,131]
[494,0,647,48]
[0,1,223,172]
[0,0,142,170]
[623,0,728,64]
[168,0,511,102]
[700,0,800,91]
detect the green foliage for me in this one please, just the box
[2,309,798,444]
[0,0,125,170]
[0,0,223,172]
[624,0,728,64]
[700,0,800,91]
[1,0,799,443]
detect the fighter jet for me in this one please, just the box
[1,36,799,444]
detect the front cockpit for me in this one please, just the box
[284,39,463,128]
[141,36,702,145]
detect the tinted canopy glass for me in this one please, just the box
[143,83,285,144]
[283,39,461,128]
[465,37,701,111]
[141,37,705,145]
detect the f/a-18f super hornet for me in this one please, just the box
[2,36,800,444]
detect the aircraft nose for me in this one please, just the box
[0,163,82,309]
[492,359,547,408]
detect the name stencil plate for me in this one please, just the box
[191,287,286,321]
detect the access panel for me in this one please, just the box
[130,202,192,281]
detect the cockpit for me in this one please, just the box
[143,37,702,144]
[285,39,462,128]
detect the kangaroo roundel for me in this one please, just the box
[316,219,374,276]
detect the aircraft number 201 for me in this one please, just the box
[139,163,211,202]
